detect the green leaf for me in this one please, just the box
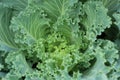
[10,8,50,46]
[100,0,120,15]
[5,51,33,79]
[39,0,78,21]
[82,40,118,80]
[0,0,28,11]
[113,13,120,30]
[0,4,18,50]
[82,1,112,41]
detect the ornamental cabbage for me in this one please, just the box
[0,0,120,80]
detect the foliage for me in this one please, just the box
[0,0,120,80]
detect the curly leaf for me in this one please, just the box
[10,8,50,46]
[82,1,111,41]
